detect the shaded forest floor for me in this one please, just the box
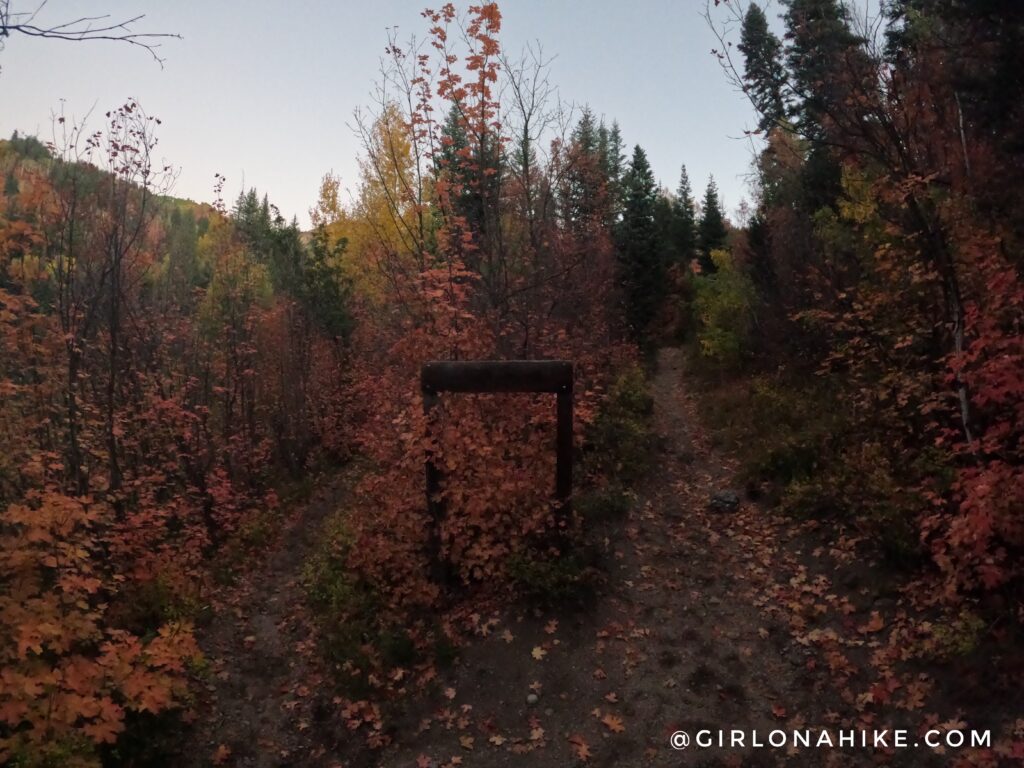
[180,349,1017,768]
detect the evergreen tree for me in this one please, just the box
[746,210,776,294]
[4,170,19,198]
[739,3,788,132]
[562,109,606,233]
[602,122,625,182]
[572,108,598,156]
[782,0,864,142]
[304,226,353,342]
[616,145,662,337]
[438,104,502,240]
[697,176,728,273]
[233,188,306,295]
[653,192,677,263]
[597,122,610,173]
[601,121,626,222]
[7,131,49,162]
[672,165,697,264]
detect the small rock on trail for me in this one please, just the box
[710,489,741,513]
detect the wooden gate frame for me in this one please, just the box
[421,360,574,578]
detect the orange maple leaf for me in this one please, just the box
[859,611,885,634]
[601,713,625,733]
[212,744,232,765]
[568,733,592,761]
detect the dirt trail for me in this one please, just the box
[183,348,929,767]
[182,470,355,768]
[373,348,829,767]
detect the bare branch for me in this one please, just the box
[0,1,180,67]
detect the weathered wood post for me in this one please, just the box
[420,360,574,582]
[421,379,445,584]
[556,379,573,512]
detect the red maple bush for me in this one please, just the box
[0,105,350,762]
[318,3,637,620]
[0,491,198,759]
[708,1,1024,602]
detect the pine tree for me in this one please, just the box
[4,170,18,198]
[437,104,503,243]
[739,3,788,132]
[603,121,625,183]
[572,108,598,156]
[439,105,481,231]
[697,176,728,273]
[602,121,626,222]
[782,0,864,141]
[746,210,776,294]
[304,226,353,341]
[616,145,662,337]
[672,165,696,264]
[562,109,606,233]
[654,192,677,263]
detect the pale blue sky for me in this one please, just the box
[1,0,762,227]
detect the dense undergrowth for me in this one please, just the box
[301,362,655,696]
[2,1,1023,765]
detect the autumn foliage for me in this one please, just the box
[0,4,642,761]
[332,2,634,612]
[6,1,1021,764]
[0,106,350,762]
[706,0,1024,600]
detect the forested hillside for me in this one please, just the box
[0,2,1022,766]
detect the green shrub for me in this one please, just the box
[584,364,653,484]
[106,576,204,637]
[508,364,649,606]
[576,485,632,523]
[506,549,597,604]
[692,249,757,369]
[302,514,379,673]
[698,374,838,488]
[928,610,987,661]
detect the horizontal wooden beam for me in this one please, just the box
[421,360,573,394]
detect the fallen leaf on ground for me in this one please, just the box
[601,713,625,733]
[568,733,592,761]
[859,611,885,634]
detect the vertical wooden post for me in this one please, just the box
[555,384,574,519]
[422,384,446,584]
